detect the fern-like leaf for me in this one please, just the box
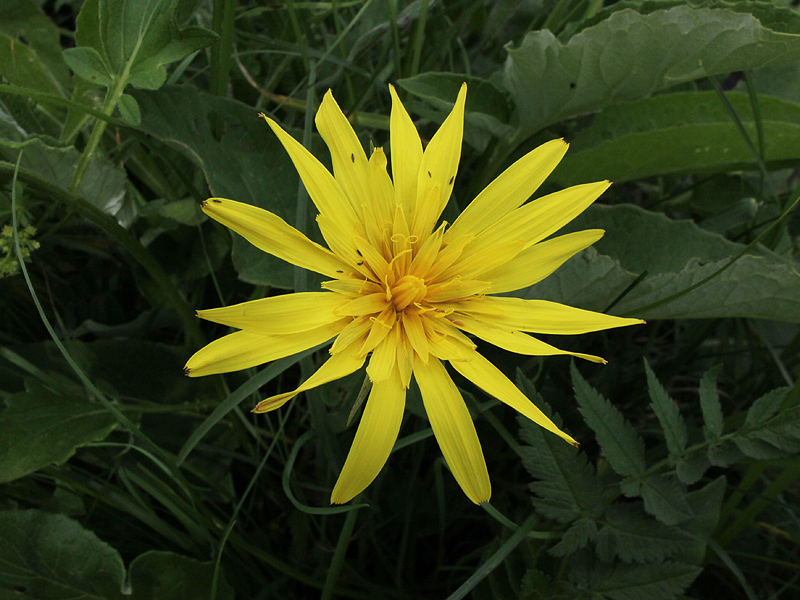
[644,360,687,460]
[570,363,646,481]
[517,371,604,524]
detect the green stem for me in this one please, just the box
[70,73,129,194]
[321,507,360,600]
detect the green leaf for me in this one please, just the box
[549,518,598,557]
[0,0,71,89]
[520,204,800,324]
[128,551,234,600]
[72,0,216,90]
[133,85,306,288]
[744,386,788,427]
[570,363,646,481]
[503,5,800,137]
[0,138,134,225]
[585,561,702,600]
[640,474,693,526]
[0,391,117,484]
[675,451,710,486]
[643,360,687,459]
[733,390,800,459]
[0,509,126,599]
[62,46,113,87]
[555,91,800,185]
[397,72,514,149]
[118,93,141,126]
[596,503,695,563]
[700,366,724,441]
[0,32,62,95]
[517,372,605,524]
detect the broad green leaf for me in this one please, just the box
[0,32,62,95]
[128,551,234,600]
[0,0,70,89]
[675,451,710,486]
[699,366,724,441]
[398,72,514,149]
[585,561,702,600]
[503,5,800,137]
[134,85,306,288]
[596,503,695,564]
[0,138,135,226]
[554,92,800,185]
[0,391,117,484]
[0,509,126,599]
[744,386,788,426]
[63,46,113,87]
[520,204,800,323]
[72,0,216,90]
[570,363,646,481]
[644,360,687,459]
[563,204,769,277]
[517,372,605,524]
[640,474,693,526]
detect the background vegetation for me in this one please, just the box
[1,0,799,598]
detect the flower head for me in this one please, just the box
[185,84,643,504]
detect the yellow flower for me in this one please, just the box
[185,84,643,505]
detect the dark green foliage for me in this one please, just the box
[0,0,799,598]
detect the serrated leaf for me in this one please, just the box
[744,387,788,427]
[570,363,646,480]
[699,366,724,441]
[63,46,113,86]
[683,476,727,540]
[640,474,693,526]
[0,392,117,484]
[0,509,126,599]
[129,551,234,600]
[587,561,702,600]
[596,503,695,564]
[549,518,597,557]
[553,92,800,185]
[133,86,316,288]
[517,372,604,523]
[644,360,687,460]
[520,568,557,600]
[708,439,743,467]
[675,451,710,485]
[503,5,800,137]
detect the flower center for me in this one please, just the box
[390,275,427,311]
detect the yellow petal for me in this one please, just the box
[197,292,347,334]
[261,114,359,232]
[331,369,406,503]
[253,347,365,413]
[413,357,491,504]
[437,239,525,282]
[202,198,351,279]
[459,180,610,265]
[184,323,344,377]
[359,307,396,356]
[469,297,644,334]
[331,317,372,354]
[337,292,389,317]
[425,279,491,303]
[389,84,423,209]
[413,83,467,236]
[446,138,569,240]
[401,312,428,364]
[483,230,605,294]
[453,314,606,364]
[315,90,369,209]
[322,279,382,297]
[449,349,578,446]
[365,323,399,382]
